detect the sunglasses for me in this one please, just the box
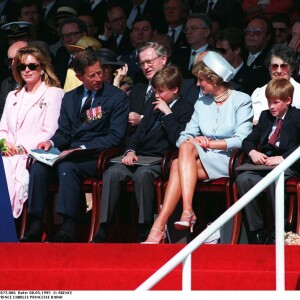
[18,63,40,71]
[269,63,290,72]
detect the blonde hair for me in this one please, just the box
[13,46,60,93]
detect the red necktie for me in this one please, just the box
[269,118,282,146]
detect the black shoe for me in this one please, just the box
[264,232,276,244]
[19,232,42,243]
[48,231,75,243]
[91,225,108,243]
[249,228,267,244]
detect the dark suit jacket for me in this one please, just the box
[242,107,300,163]
[51,82,129,152]
[241,47,271,95]
[54,46,71,87]
[192,0,243,30]
[127,0,167,33]
[101,29,133,56]
[0,75,17,119]
[129,77,199,114]
[125,97,193,156]
[233,63,256,96]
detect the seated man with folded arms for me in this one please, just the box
[92,65,194,243]
[21,49,129,243]
[236,78,300,244]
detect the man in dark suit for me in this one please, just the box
[126,0,167,32]
[172,13,212,79]
[162,0,189,51]
[54,17,87,87]
[92,65,194,243]
[236,78,300,244]
[21,49,129,243]
[97,3,133,56]
[241,16,272,95]
[191,0,243,30]
[215,28,252,94]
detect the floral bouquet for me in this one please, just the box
[0,138,7,154]
[284,231,300,245]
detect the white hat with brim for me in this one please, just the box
[202,51,235,82]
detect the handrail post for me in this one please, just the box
[275,172,285,291]
[182,254,191,291]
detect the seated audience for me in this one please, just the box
[142,51,253,244]
[92,65,194,243]
[0,45,63,218]
[20,49,129,243]
[236,78,300,244]
[251,44,300,124]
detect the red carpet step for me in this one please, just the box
[0,244,299,290]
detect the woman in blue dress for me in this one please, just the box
[143,51,254,244]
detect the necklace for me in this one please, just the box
[214,89,232,103]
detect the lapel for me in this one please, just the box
[13,82,48,130]
[261,113,275,144]
[278,108,292,149]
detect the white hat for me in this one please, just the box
[202,51,235,82]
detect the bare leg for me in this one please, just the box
[179,142,208,213]
[143,143,208,243]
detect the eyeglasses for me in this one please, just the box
[183,26,208,33]
[269,63,290,73]
[273,27,288,34]
[5,57,13,66]
[215,47,231,55]
[244,27,266,36]
[137,56,161,67]
[18,63,40,71]
[61,31,81,39]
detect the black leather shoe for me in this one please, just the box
[19,232,42,243]
[48,231,75,243]
[91,225,108,243]
[249,228,267,244]
[265,232,276,244]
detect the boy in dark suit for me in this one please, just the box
[92,65,194,243]
[236,78,300,244]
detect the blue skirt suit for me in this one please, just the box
[176,90,253,180]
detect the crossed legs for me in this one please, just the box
[144,142,208,243]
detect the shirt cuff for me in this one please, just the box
[122,149,135,157]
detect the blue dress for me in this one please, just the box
[176,90,253,179]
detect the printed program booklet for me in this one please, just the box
[110,155,162,166]
[29,147,98,166]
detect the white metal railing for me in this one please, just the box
[136,146,300,291]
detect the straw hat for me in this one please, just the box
[65,36,102,54]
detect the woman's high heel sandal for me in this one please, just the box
[174,210,197,233]
[141,227,167,244]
